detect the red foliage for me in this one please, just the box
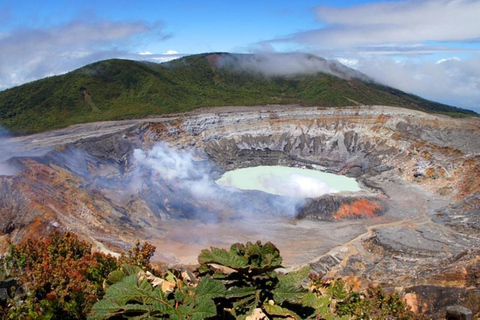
[119,239,156,270]
[5,231,118,319]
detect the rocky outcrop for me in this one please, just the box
[297,195,385,220]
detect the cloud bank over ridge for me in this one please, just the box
[353,56,480,112]
[261,0,480,112]
[0,18,173,91]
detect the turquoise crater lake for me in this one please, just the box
[216,166,361,198]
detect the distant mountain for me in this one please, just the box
[0,53,476,134]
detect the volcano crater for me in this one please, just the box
[1,106,479,314]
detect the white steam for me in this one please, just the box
[0,163,18,176]
[217,53,370,81]
[133,143,216,199]
[0,126,52,176]
[259,174,338,198]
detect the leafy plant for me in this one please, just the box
[89,264,226,320]
[2,231,118,320]
[197,241,313,319]
[303,273,350,320]
[336,285,429,320]
[118,239,156,270]
[0,233,430,319]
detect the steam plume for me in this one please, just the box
[133,143,217,199]
[131,143,305,219]
[259,174,338,198]
[0,126,53,176]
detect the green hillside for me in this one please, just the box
[0,53,476,134]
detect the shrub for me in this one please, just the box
[2,231,118,319]
[118,239,156,270]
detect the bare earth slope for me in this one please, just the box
[0,105,479,317]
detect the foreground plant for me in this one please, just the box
[1,233,427,319]
[336,284,429,320]
[2,231,118,319]
[198,241,329,319]
[89,263,226,320]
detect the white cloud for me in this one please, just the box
[0,19,164,90]
[334,58,359,68]
[355,56,480,113]
[217,53,369,80]
[136,50,182,62]
[436,57,461,64]
[290,0,480,49]
[147,54,183,63]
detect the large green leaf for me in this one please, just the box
[263,303,301,320]
[273,266,310,304]
[90,273,173,319]
[302,292,334,318]
[195,275,226,299]
[302,292,329,309]
[105,264,142,286]
[88,299,122,319]
[224,286,256,299]
[92,265,226,320]
[198,247,249,268]
[245,241,283,269]
[228,241,283,270]
[188,296,218,320]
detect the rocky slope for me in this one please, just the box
[0,105,479,317]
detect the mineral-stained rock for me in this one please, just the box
[405,286,479,319]
[297,195,385,221]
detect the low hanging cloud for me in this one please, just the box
[0,19,169,90]
[353,56,480,112]
[262,0,480,112]
[217,53,370,80]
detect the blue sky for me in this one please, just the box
[1,0,479,112]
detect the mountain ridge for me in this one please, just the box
[0,52,476,134]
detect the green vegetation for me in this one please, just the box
[0,53,476,134]
[0,231,428,319]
